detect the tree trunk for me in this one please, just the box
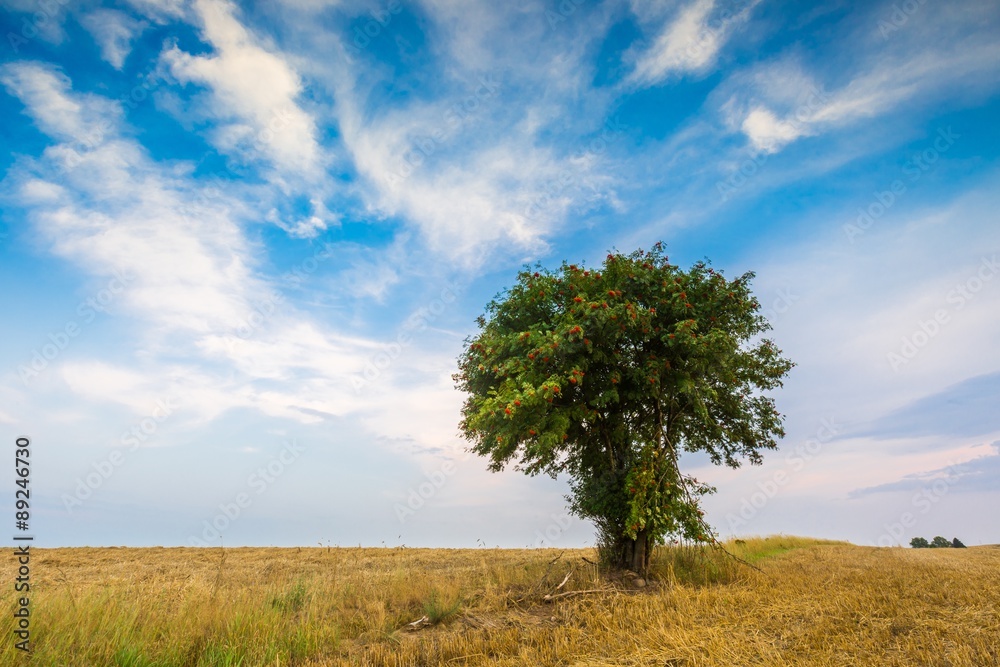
[621,529,650,574]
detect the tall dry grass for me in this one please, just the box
[2,536,998,666]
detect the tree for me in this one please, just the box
[930,536,951,548]
[910,537,929,548]
[454,244,794,573]
[952,538,967,548]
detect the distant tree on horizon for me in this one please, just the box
[910,536,969,548]
[455,243,794,573]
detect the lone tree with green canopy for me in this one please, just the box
[454,243,794,573]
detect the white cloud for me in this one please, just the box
[80,9,148,70]
[32,184,267,335]
[740,106,810,154]
[335,259,400,302]
[0,62,121,145]
[628,0,760,87]
[61,362,148,409]
[331,69,615,264]
[358,364,468,457]
[266,198,336,239]
[160,0,322,178]
[19,178,65,203]
[724,5,1000,153]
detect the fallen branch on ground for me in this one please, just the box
[403,615,431,631]
[554,569,572,591]
[542,588,612,602]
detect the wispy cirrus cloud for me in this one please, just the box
[276,0,627,265]
[720,1,1000,153]
[849,441,1000,498]
[626,0,761,87]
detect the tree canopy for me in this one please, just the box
[454,244,794,572]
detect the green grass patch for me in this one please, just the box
[728,535,850,563]
[422,589,462,625]
[270,580,309,614]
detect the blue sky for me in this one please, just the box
[1,0,998,549]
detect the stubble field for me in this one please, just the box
[2,536,998,666]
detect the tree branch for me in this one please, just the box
[542,588,611,602]
[603,423,616,472]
